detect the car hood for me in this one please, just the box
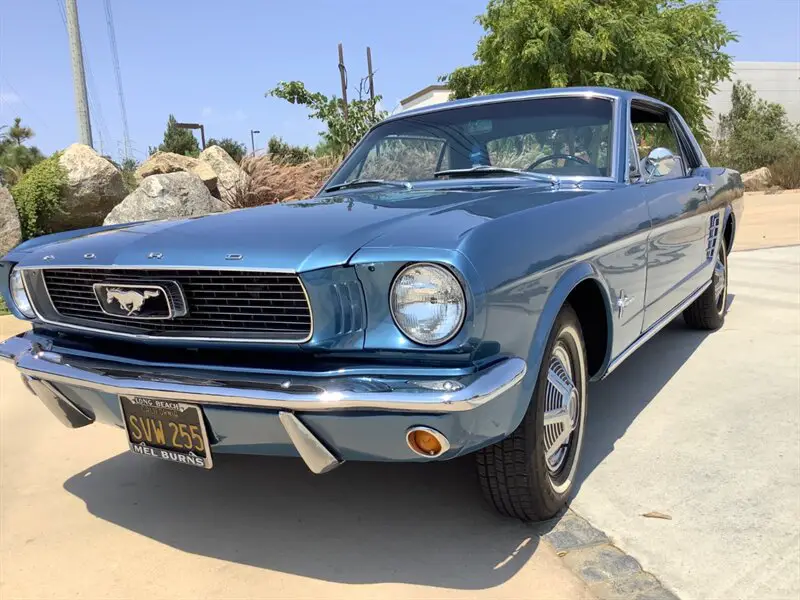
[8,185,599,272]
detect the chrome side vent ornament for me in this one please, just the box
[707,213,720,259]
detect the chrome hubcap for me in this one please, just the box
[544,343,579,473]
[714,252,727,313]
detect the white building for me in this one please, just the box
[398,84,453,112]
[400,62,800,130]
[707,61,800,130]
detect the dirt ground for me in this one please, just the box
[735,191,800,251]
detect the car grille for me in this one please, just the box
[41,268,312,341]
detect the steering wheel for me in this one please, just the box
[527,153,597,174]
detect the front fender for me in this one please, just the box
[498,261,614,435]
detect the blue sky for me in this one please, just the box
[1,0,798,161]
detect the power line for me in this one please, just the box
[104,0,131,161]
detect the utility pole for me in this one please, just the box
[366,47,375,104]
[65,0,93,147]
[338,43,348,122]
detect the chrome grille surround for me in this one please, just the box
[24,267,313,343]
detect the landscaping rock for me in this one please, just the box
[104,172,225,226]
[742,167,772,192]
[52,144,127,231]
[0,186,22,256]
[136,152,218,192]
[199,145,248,206]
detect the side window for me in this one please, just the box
[631,106,686,181]
[627,126,641,182]
[356,136,447,181]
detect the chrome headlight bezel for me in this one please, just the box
[9,267,35,319]
[389,262,467,346]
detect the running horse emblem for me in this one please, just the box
[106,288,160,316]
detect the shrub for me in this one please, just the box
[0,297,8,316]
[769,153,800,190]
[10,153,66,239]
[710,82,800,173]
[267,136,312,166]
[207,138,247,163]
[225,156,337,209]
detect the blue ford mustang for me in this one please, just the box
[0,88,743,521]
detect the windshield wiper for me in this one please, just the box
[324,179,413,193]
[433,166,558,184]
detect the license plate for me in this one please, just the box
[119,395,212,469]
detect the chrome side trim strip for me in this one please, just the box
[603,279,712,377]
[22,267,314,345]
[278,411,342,474]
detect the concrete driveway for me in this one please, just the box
[0,248,797,599]
[573,246,800,600]
[0,321,590,599]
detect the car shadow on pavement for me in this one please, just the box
[64,453,542,588]
[62,300,734,586]
[572,311,726,496]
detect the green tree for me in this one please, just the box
[0,117,44,186]
[706,81,800,173]
[6,117,33,146]
[267,81,386,157]
[206,137,247,163]
[444,0,736,140]
[153,114,200,157]
[267,136,312,165]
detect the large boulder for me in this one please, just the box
[51,144,127,231]
[199,145,248,205]
[742,167,772,192]
[0,187,22,256]
[104,172,225,226]
[136,152,218,193]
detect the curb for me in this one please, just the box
[531,510,680,600]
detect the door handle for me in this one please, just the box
[695,182,714,192]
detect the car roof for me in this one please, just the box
[383,86,671,124]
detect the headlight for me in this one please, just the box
[9,268,35,318]
[390,263,466,345]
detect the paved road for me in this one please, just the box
[0,313,590,599]
[572,246,800,600]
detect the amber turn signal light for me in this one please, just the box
[406,427,450,457]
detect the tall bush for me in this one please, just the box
[267,136,312,165]
[267,81,386,157]
[207,138,247,163]
[711,82,800,173]
[10,153,66,239]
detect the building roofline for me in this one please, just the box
[400,84,451,106]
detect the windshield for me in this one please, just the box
[326,96,615,188]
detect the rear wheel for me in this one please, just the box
[476,304,587,521]
[684,238,728,330]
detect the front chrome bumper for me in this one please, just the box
[1,332,527,473]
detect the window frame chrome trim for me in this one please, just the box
[21,266,315,344]
[321,91,621,189]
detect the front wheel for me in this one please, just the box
[476,304,587,521]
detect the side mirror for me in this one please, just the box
[644,147,680,182]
